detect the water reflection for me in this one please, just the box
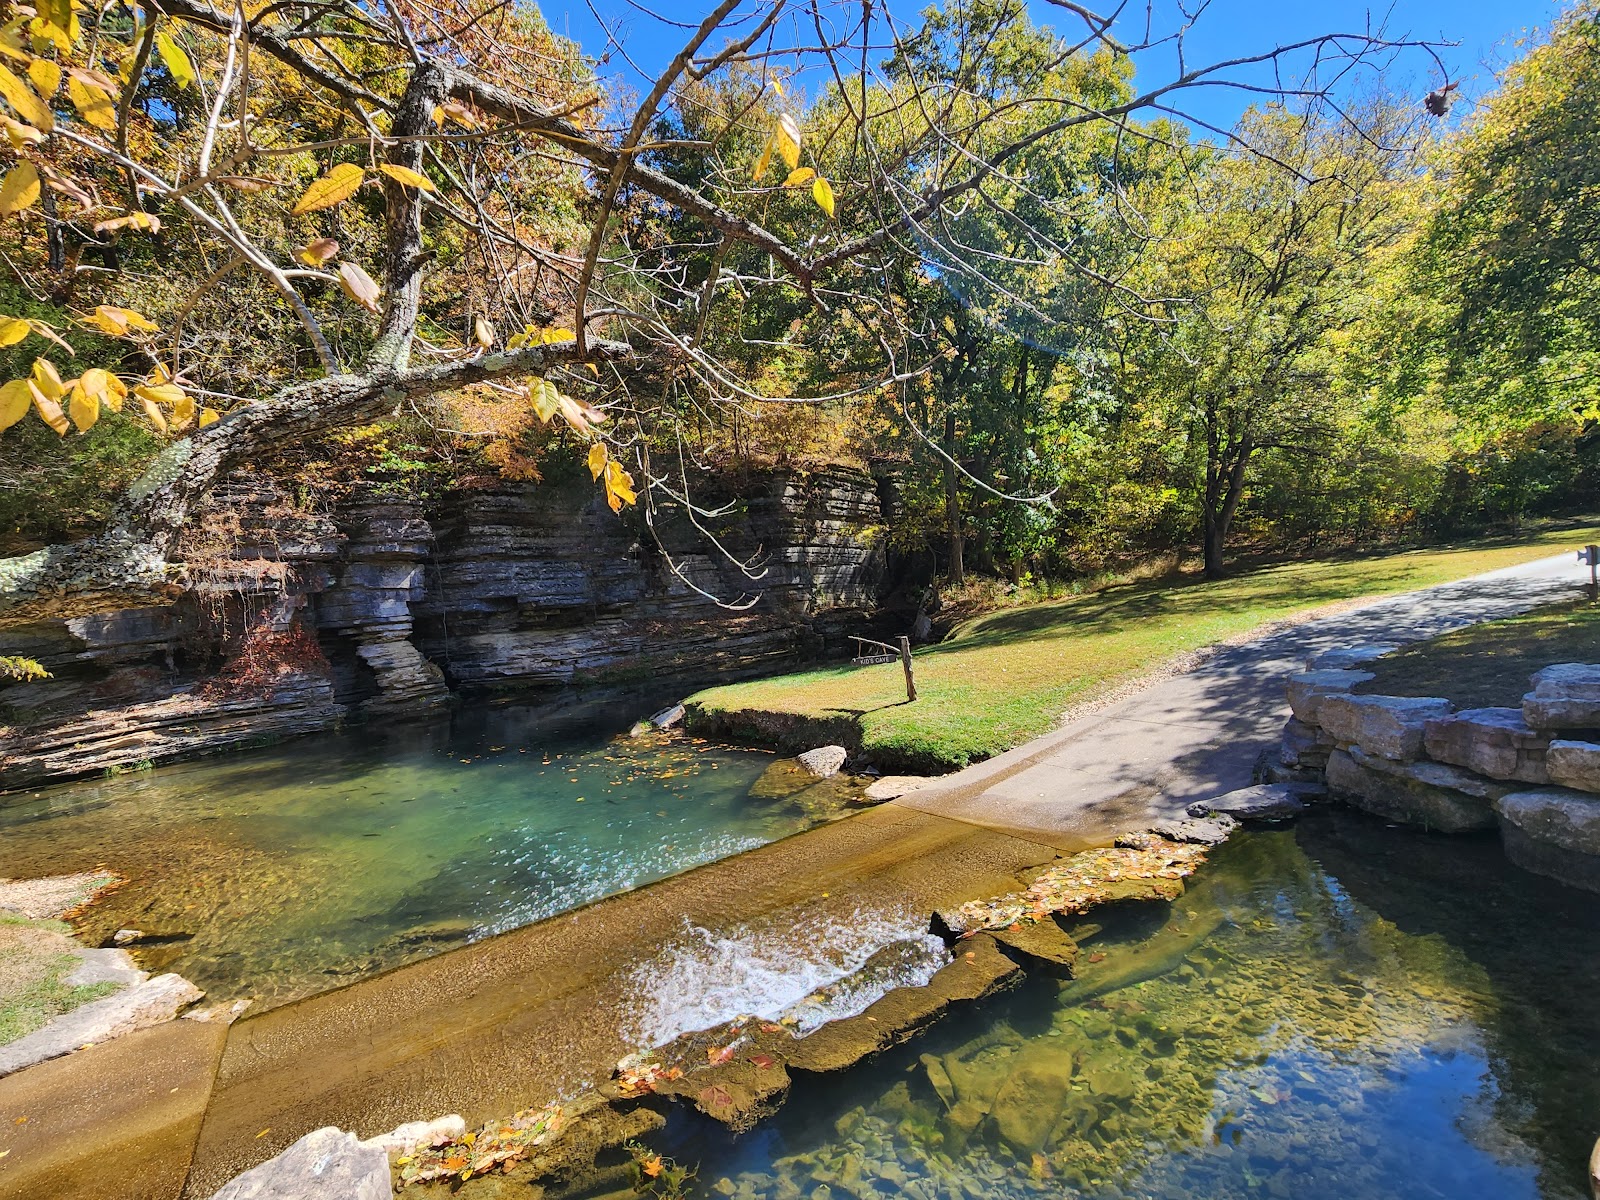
[664,811,1600,1200]
[0,701,861,1008]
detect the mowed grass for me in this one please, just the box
[687,526,1596,771]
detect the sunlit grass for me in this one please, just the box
[687,526,1596,771]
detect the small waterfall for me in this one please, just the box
[621,906,949,1048]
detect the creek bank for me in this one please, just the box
[221,800,1302,1200]
[0,467,894,790]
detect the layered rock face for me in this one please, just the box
[1274,655,1600,892]
[0,468,889,789]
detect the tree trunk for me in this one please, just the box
[944,410,963,584]
[1201,433,1254,580]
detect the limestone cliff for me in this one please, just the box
[0,467,889,789]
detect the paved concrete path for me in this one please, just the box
[896,552,1589,847]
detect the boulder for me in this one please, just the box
[1140,814,1238,846]
[1317,694,1453,761]
[1523,663,1600,731]
[1278,717,1334,769]
[1424,708,1550,784]
[1547,740,1600,795]
[1196,784,1311,821]
[1325,748,1498,833]
[1496,787,1600,893]
[989,1043,1077,1154]
[988,918,1079,976]
[0,972,204,1077]
[1285,669,1374,726]
[208,1127,391,1200]
[796,745,848,778]
[1305,644,1398,671]
[649,704,686,730]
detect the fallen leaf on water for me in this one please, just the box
[254,1128,270,1138]
[749,1054,777,1070]
[1088,952,1107,963]
[707,1044,735,1065]
[641,1155,664,1177]
[699,1085,734,1110]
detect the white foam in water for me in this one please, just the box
[621,906,949,1049]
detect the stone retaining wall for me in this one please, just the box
[1273,648,1600,892]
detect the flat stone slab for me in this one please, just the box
[1196,784,1311,821]
[1424,707,1550,784]
[1306,644,1398,670]
[0,973,203,1077]
[1142,815,1239,845]
[1523,663,1600,731]
[1547,740,1600,795]
[1318,694,1453,760]
[1326,748,1498,833]
[864,775,938,801]
[1497,786,1600,892]
[797,745,848,778]
[208,1127,391,1200]
[1286,669,1374,725]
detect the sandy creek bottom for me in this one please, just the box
[643,810,1600,1200]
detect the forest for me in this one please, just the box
[0,0,1593,618]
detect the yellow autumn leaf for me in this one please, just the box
[154,31,196,89]
[290,163,365,216]
[139,395,167,434]
[67,74,116,132]
[0,62,52,130]
[811,175,836,218]
[336,261,382,314]
[587,440,607,480]
[0,160,39,216]
[134,382,185,406]
[433,100,480,129]
[67,380,98,431]
[1,115,43,148]
[198,406,219,427]
[376,163,435,192]
[753,134,775,182]
[529,378,560,422]
[82,305,159,337]
[782,166,815,188]
[0,377,30,430]
[30,357,63,400]
[172,391,195,424]
[776,113,801,171]
[295,237,339,267]
[557,394,606,437]
[27,59,59,98]
[29,382,67,435]
[0,316,29,346]
[93,212,161,235]
[26,319,71,353]
[99,370,127,412]
[603,458,637,511]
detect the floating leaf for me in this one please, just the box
[781,166,815,188]
[699,1084,734,1112]
[154,31,196,89]
[811,175,835,218]
[0,161,38,216]
[336,261,382,314]
[0,62,52,130]
[0,378,29,429]
[587,440,607,480]
[775,113,801,170]
[557,394,606,437]
[295,237,339,267]
[67,74,116,131]
[432,100,480,129]
[376,163,435,192]
[290,163,365,216]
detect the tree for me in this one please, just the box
[0,0,1439,622]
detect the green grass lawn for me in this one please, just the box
[686,526,1597,772]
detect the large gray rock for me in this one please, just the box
[209,1127,392,1200]
[1278,717,1334,769]
[1318,694,1453,761]
[1424,708,1550,784]
[1285,669,1374,726]
[1142,814,1238,846]
[0,973,203,1076]
[1326,748,1499,833]
[1523,663,1600,731]
[1305,644,1398,671]
[1496,787,1600,892]
[1199,784,1311,821]
[1548,740,1600,794]
[797,745,848,778]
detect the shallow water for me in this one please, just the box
[0,701,858,1007]
[663,810,1600,1200]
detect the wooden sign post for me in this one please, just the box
[851,636,917,702]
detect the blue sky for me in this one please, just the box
[540,0,1561,130]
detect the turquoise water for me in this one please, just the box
[659,811,1600,1200]
[0,701,856,1006]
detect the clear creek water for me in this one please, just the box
[0,701,860,1007]
[656,810,1600,1200]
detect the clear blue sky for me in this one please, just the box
[540,0,1562,130]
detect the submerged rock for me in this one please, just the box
[797,746,848,778]
[988,918,1079,976]
[1326,748,1499,833]
[208,1127,390,1200]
